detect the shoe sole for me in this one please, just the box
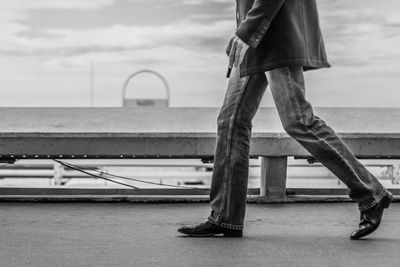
[177,230,243,238]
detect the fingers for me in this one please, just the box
[225,36,235,56]
[228,36,248,70]
[238,44,248,65]
[228,37,237,69]
[234,43,242,68]
[226,36,237,78]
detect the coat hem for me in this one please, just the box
[239,59,331,78]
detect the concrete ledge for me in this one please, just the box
[0,195,210,203]
[1,194,399,204]
[1,188,399,203]
[2,107,400,158]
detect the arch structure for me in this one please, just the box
[122,69,170,107]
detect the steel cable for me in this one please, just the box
[53,159,209,191]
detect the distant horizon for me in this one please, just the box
[1,0,400,108]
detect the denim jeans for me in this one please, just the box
[207,65,389,230]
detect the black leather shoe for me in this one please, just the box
[178,221,243,237]
[350,192,394,240]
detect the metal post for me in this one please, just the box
[53,162,64,186]
[90,62,95,107]
[394,165,400,185]
[260,156,288,200]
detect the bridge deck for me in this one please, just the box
[1,202,399,266]
[1,107,400,158]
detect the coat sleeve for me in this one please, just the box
[235,0,285,49]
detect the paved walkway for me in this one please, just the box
[1,203,399,267]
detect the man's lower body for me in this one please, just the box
[178,65,392,239]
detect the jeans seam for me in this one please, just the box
[215,74,250,223]
[208,216,244,230]
[359,189,389,211]
[285,67,372,200]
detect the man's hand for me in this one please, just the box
[226,35,250,69]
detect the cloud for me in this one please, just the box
[180,0,230,4]
[5,0,115,10]
[384,15,400,27]
[0,0,235,73]
[2,1,400,80]
[1,0,400,108]
[316,0,400,73]
[2,19,232,50]
[126,0,230,3]
[0,0,115,38]
[0,18,233,77]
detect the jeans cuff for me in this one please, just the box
[207,216,244,230]
[358,189,391,211]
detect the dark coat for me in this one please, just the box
[234,0,331,78]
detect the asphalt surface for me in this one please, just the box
[1,202,399,267]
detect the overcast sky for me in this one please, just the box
[1,0,400,107]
